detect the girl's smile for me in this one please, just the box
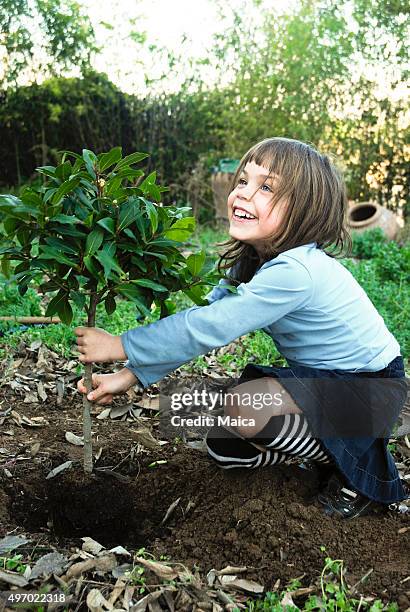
[227,160,287,254]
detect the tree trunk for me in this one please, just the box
[82,291,99,474]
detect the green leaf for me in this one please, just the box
[98,147,122,172]
[140,172,161,202]
[44,237,78,255]
[50,213,80,224]
[83,255,100,277]
[85,228,104,256]
[183,286,209,306]
[114,152,149,171]
[51,177,80,205]
[145,200,158,232]
[36,165,56,178]
[186,250,206,276]
[55,161,73,182]
[71,291,86,310]
[140,170,157,186]
[116,285,152,316]
[0,194,38,217]
[131,256,147,272]
[104,293,117,315]
[82,149,97,179]
[118,199,141,232]
[132,279,168,292]
[106,175,122,195]
[97,217,116,234]
[164,217,195,241]
[98,249,123,278]
[142,250,168,261]
[20,189,42,209]
[124,228,138,242]
[38,246,77,267]
[45,289,73,324]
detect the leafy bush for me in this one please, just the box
[351,228,387,259]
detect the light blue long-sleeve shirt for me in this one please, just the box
[121,243,400,388]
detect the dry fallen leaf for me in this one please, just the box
[110,404,131,419]
[133,427,161,450]
[220,577,264,594]
[134,557,178,581]
[86,588,112,611]
[46,460,73,479]
[23,391,39,404]
[216,566,248,576]
[0,569,28,587]
[65,555,118,579]
[97,408,111,420]
[30,442,41,457]
[30,552,67,579]
[65,431,84,446]
[37,381,48,402]
[82,537,105,555]
[130,590,162,612]
[108,577,126,606]
[280,592,295,607]
[0,535,30,555]
[136,395,159,411]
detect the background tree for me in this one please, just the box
[0,0,96,88]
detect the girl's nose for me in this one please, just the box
[238,185,253,200]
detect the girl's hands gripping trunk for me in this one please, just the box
[77,369,138,404]
[75,327,127,363]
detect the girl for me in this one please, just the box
[76,137,408,519]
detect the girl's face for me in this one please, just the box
[227,160,287,254]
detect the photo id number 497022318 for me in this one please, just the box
[4,591,67,605]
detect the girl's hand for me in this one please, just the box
[77,368,138,404]
[74,326,127,363]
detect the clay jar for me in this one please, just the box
[347,202,400,240]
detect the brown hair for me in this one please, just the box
[218,137,351,284]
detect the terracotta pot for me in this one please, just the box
[347,202,399,240]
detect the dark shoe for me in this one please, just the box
[317,473,384,519]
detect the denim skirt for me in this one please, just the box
[237,356,408,503]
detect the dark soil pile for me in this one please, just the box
[0,350,409,609]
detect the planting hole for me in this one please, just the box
[7,468,168,548]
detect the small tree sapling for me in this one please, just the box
[0,147,219,473]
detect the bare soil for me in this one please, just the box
[0,349,409,610]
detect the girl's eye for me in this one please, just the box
[261,184,272,192]
[238,178,247,186]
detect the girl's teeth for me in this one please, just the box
[234,210,255,219]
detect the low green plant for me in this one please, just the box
[245,551,398,611]
[351,228,388,259]
[0,553,27,574]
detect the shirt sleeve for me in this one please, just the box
[121,256,313,387]
[205,277,234,304]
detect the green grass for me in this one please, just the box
[1,228,409,374]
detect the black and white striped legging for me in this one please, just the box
[206,413,332,469]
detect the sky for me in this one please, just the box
[81,0,299,94]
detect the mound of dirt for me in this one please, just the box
[0,362,409,608]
